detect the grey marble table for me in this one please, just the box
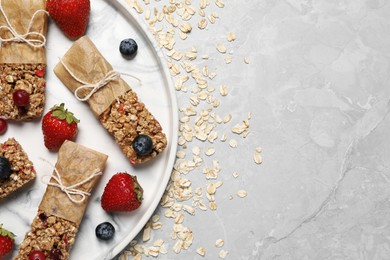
[111,0,390,259]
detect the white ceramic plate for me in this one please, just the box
[1,0,177,259]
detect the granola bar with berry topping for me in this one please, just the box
[0,0,48,120]
[54,36,167,165]
[0,138,36,199]
[15,140,108,259]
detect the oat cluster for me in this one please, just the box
[120,0,261,259]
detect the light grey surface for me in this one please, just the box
[113,0,390,259]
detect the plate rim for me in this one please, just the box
[102,0,178,259]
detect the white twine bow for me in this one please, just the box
[40,158,102,204]
[0,0,48,48]
[59,58,142,102]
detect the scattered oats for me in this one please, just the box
[159,244,168,254]
[165,209,177,218]
[215,180,223,188]
[183,204,196,215]
[215,0,225,8]
[197,247,206,257]
[144,8,151,20]
[202,54,209,59]
[143,225,151,242]
[229,195,234,200]
[173,240,184,254]
[195,187,202,196]
[128,0,143,13]
[229,139,238,148]
[200,0,209,9]
[216,43,227,53]
[151,222,162,229]
[219,249,229,259]
[197,90,208,100]
[152,214,160,223]
[198,200,208,211]
[220,133,227,142]
[148,246,160,257]
[223,114,232,123]
[237,190,247,198]
[207,183,217,195]
[215,239,224,248]
[179,22,192,33]
[225,55,232,64]
[198,18,208,29]
[256,146,262,153]
[219,84,228,96]
[185,51,197,60]
[232,171,239,178]
[207,131,218,143]
[180,31,188,40]
[244,57,250,64]
[192,146,201,156]
[171,51,183,61]
[254,152,263,164]
[205,147,215,156]
[208,13,216,24]
[199,7,206,17]
[190,96,200,106]
[175,213,185,224]
[227,32,236,42]
[209,201,217,210]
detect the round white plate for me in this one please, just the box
[1,0,177,259]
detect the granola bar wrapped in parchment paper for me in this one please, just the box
[0,0,48,120]
[16,141,108,260]
[54,36,167,165]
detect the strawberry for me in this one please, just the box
[0,224,15,258]
[42,103,80,151]
[47,0,90,40]
[101,172,143,212]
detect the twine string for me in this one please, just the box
[40,158,102,204]
[59,58,142,102]
[0,0,48,48]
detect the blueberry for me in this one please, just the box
[132,134,153,156]
[119,38,138,57]
[0,156,11,180]
[95,222,115,240]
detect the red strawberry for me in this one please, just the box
[47,0,90,40]
[101,172,143,212]
[0,224,15,258]
[42,103,80,151]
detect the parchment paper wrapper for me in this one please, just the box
[54,36,131,117]
[39,140,108,226]
[0,0,48,64]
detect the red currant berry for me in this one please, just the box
[0,119,7,135]
[13,89,30,107]
[28,250,46,260]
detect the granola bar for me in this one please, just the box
[0,0,48,120]
[54,36,167,165]
[15,211,78,260]
[100,89,167,164]
[15,140,108,259]
[0,138,36,199]
[0,64,46,120]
